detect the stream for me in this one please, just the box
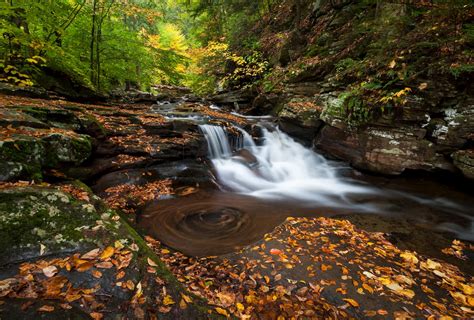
[139,109,474,257]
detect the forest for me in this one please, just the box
[0,0,473,319]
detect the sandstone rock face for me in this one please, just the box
[452,149,474,179]
[271,91,473,178]
[315,124,454,175]
[278,97,324,144]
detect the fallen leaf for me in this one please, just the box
[96,261,113,269]
[114,241,124,250]
[116,270,125,280]
[90,312,103,320]
[362,283,374,294]
[147,258,158,267]
[38,305,54,312]
[400,252,419,264]
[82,248,100,260]
[76,262,93,272]
[181,293,193,303]
[215,307,228,316]
[40,244,46,256]
[42,266,58,278]
[270,248,282,255]
[163,295,175,306]
[343,298,359,307]
[100,247,115,260]
[92,270,102,279]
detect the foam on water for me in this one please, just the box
[200,124,376,209]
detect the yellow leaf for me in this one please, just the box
[425,259,441,270]
[114,241,124,249]
[163,295,175,306]
[400,252,419,264]
[389,60,396,69]
[215,307,228,316]
[236,302,244,312]
[100,246,114,260]
[181,293,193,303]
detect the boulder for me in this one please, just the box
[0,83,49,99]
[315,124,454,175]
[0,109,49,129]
[0,131,92,181]
[452,149,474,179]
[209,88,256,105]
[278,97,324,144]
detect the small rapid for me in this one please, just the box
[200,124,377,211]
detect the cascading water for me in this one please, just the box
[199,125,233,158]
[199,124,376,210]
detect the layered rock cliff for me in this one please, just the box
[237,0,473,178]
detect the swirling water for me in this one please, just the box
[140,124,473,256]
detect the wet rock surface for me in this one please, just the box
[0,185,214,319]
[259,88,474,178]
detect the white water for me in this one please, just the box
[199,124,376,209]
[198,124,474,240]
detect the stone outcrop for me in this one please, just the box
[452,149,474,180]
[262,86,473,178]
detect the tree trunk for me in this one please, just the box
[90,0,98,86]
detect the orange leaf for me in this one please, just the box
[90,312,103,320]
[343,298,359,308]
[269,248,282,255]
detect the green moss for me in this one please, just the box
[79,113,108,137]
[450,64,474,79]
[0,188,99,258]
[0,137,45,164]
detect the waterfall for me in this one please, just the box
[199,124,376,208]
[199,125,233,158]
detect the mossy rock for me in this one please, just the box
[0,108,49,129]
[43,133,92,167]
[0,187,100,265]
[0,186,220,319]
[19,106,82,131]
[0,132,92,181]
